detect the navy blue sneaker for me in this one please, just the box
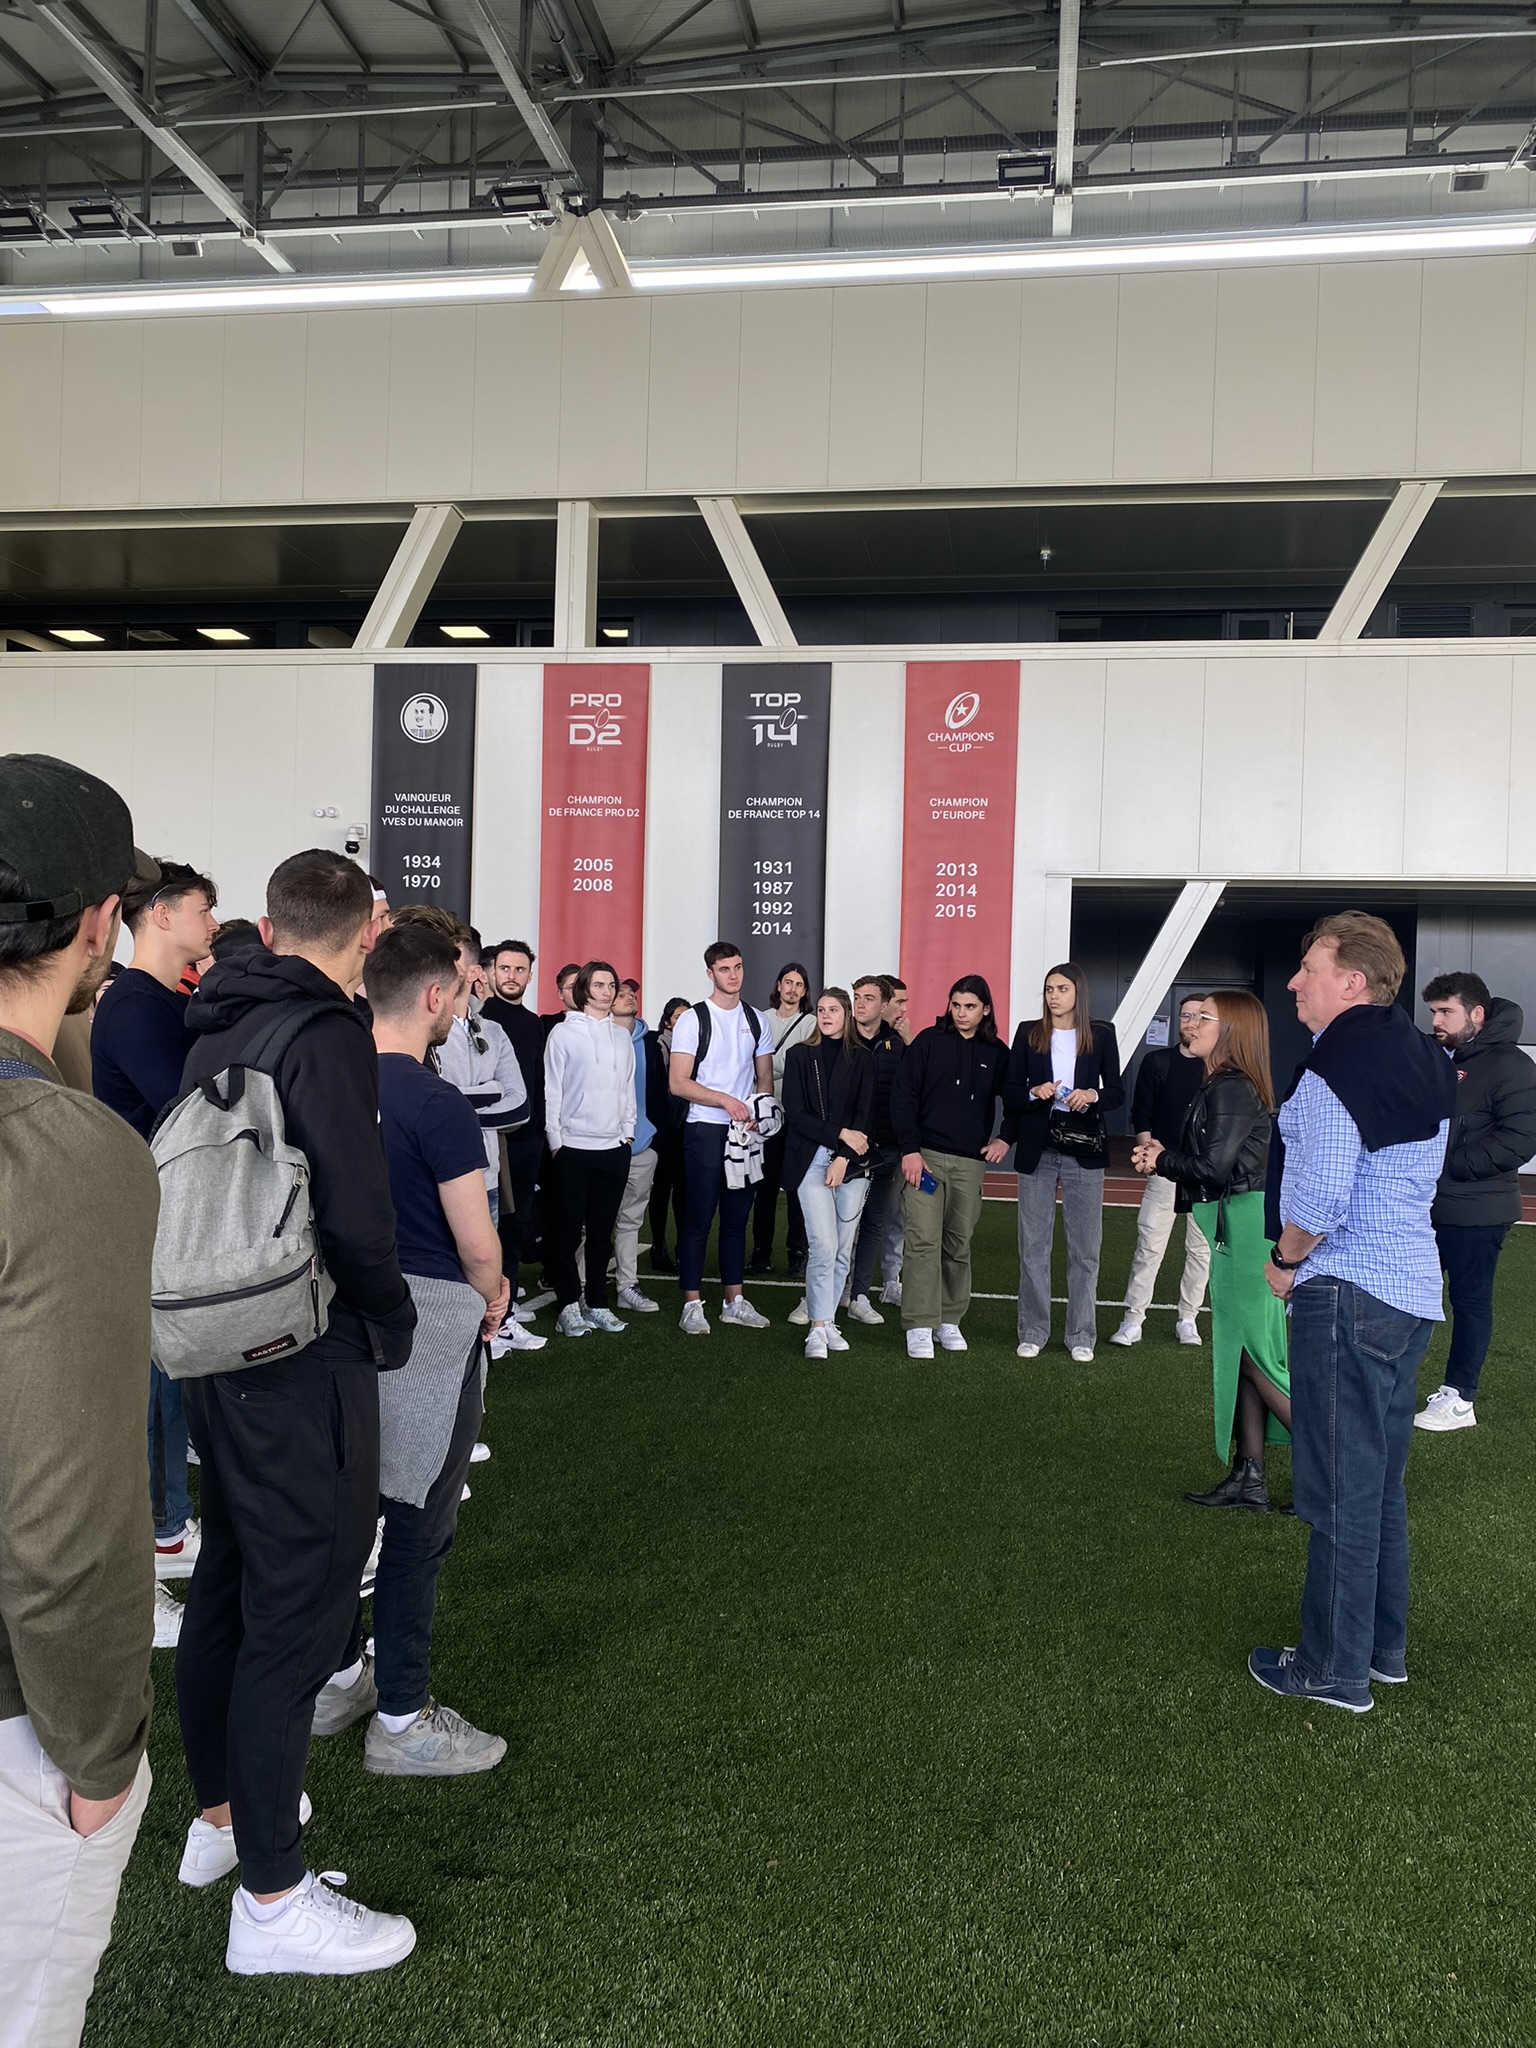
[1369,1662,1408,1686]
[1248,1645,1373,1715]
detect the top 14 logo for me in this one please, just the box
[568,690,624,747]
[748,690,802,747]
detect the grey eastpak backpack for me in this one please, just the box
[149,1002,337,1378]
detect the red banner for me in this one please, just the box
[538,665,650,1011]
[898,661,1020,1035]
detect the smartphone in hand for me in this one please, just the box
[918,1167,939,1194]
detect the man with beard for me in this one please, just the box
[1414,971,1536,1434]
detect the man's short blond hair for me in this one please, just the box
[390,902,470,946]
[1302,911,1405,1004]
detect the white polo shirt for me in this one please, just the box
[670,999,774,1125]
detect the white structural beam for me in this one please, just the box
[1052,0,1081,236]
[554,499,598,651]
[1316,477,1444,642]
[22,0,294,273]
[1111,879,1227,1066]
[531,208,632,296]
[354,503,463,652]
[696,496,798,649]
[457,0,580,185]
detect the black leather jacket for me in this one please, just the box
[1155,1069,1273,1214]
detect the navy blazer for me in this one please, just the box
[1001,1018,1126,1174]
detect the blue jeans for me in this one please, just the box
[1289,1277,1434,1692]
[148,1362,193,1541]
[797,1151,871,1323]
[1436,1221,1510,1400]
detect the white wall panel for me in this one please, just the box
[471,661,543,947]
[293,664,372,861]
[210,664,299,917]
[1416,255,1527,477]
[558,298,652,497]
[50,667,139,797]
[1016,275,1118,484]
[1313,262,1422,477]
[646,292,742,492]
[1402,652,1512,874]
[1016,656,1105,872]
[1212,268,1319,479]
[131,670,216,867]
[1298,652,1408,871]
[1113,273,1218,481]
[1509,653,1536,874]
[0,666,56,750]
[303,311,390,501]
[221,313,307,504]
[470,301,563,499]
[139,317,224,506]
[59,322,143,507]
[1199,656,1306,873]
[736,290,833,490]
[385,307,477,501]
[824,661,903,985]
[1099,657,1205,872]
[0,322,63,509]
[920,282,1023,486]
[644,663,721,1008]
[827,284,926,489]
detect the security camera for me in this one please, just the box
[345,822,367,855]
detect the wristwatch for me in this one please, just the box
[1269,1244,1305,1272]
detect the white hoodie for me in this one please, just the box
[544,1011,637,1151]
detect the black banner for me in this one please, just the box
[718,662,831,1003]
[371,665,478,920]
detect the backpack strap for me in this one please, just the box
[686,999,713,1079]
[172,999,342,1121]
[742,1001,762,1049]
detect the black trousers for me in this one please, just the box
[178,1350,379,1895]
[551,1143,631,1310]
[341,1339,483,1717]
[1437,1219,1513,1400]
[751,1126,806,1262]
[498,1127,544,1281]
[648,1126,687,1257]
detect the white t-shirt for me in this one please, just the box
[1051,1027,1078,1105]
[670,999,775,1125]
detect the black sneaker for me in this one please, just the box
[747,1250,772,1276]
[649,1246,677,1275]
[786,1250,807,1280]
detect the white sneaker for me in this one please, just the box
[359,1515,385,1598]
[617,1285,660,1313]
[1414,1384,1477,1432]
[838,1283,852,1311]
[720,1296,770,1330]
[846,1294,884,1326]
[490,1321,547,1356]
[936,1323,967,1353]
[469,1442,490,1465]
[180,1793,313,1888]
[680,1299,710,1337]
[155,1517,201,1580]
[153,1583,183,1649]
[1109,1318,1142,1348]
[185,1444,200,1467]
[1069,1346,1095,1363]
[1016,1342,1041,1359]
[880,1280,903,1307]
[555,1304,590,1339]
[805,1328,829,1360]
[787,1296,810,1327]
[460,1482,470,1501]
[906,1327,934,1360]
[825,1324,849,1352]
[1176,1318,1202,1346]
[225,1870,417,1977]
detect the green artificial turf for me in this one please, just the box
[88,1204,1536,2048]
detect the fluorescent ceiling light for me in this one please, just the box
[0,270,535,319]
[51,627,104,643]
[440,624,489,641]
[635,219,1536,291]
[197,626,249,642]
[600,625,631,641]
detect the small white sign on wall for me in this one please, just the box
[1145,1016,1170,1048]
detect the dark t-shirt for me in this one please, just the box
[1150,1048,1207,1151]
[377,1052,487,1283]
[91,966,192,1137]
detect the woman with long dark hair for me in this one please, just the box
[888,974,1010,1361]
[1003,961,1124,1363]
[544,959,635,1339]
[1134,989,1290,1511]
[749,961,816,1278]
[646,996,690,1274]
[781,987,875,1359]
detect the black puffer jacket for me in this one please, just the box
[1155,1068,1273,1215]
[1433,997,1536,1228]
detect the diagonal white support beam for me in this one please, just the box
[1111,879,1227,1067]
[554,499,598,651]
[354,503,463,652]
[531,207,631,296]
[23,0,294,272]
[458,0,580,185]
[696,496,797,649]
[1051,0,1081,237]
[1316,478,1444,642]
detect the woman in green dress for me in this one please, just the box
[1132,990,1291,1512]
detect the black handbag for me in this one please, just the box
[1047,1108,1105,1158]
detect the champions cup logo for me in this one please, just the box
[928,688,995,754]
[945,691,981,730]
[401,693,449,745]
[748,690,801,746]
[568,690,624,748]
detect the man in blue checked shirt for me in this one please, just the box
[1251,912,1456,1716]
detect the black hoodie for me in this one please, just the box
[182,952,416,1369]
[1433,997,1536,1228]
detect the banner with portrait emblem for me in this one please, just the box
[371,664,479,920]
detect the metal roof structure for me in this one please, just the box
[1,2,1536,284]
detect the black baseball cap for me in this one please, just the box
[0,753,158,925]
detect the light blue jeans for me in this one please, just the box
[798,1149,871,1324]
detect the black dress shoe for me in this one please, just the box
[1184,1457,1269,1512]
[786,1250,807,1280]
[649,1246,677,1275]
[747,1250,772,1276]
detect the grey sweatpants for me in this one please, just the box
[1016,1155,1105,1351]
